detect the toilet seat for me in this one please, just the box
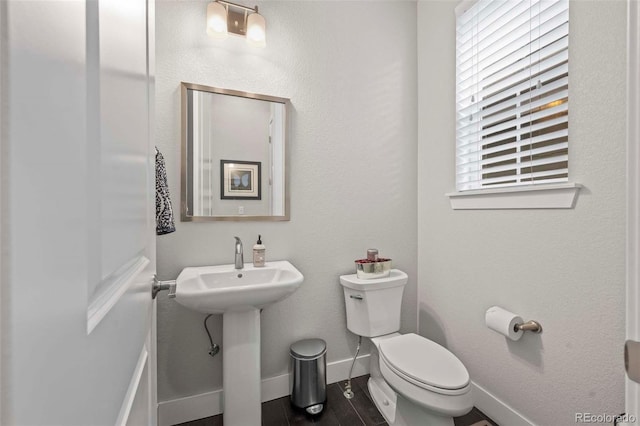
[378,333,469,396]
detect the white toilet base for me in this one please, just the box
[368,377,454,426]
[368,375,397,424]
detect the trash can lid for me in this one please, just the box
[290,338,327,360]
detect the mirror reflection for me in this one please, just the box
[181,83,289,221]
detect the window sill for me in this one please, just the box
[446,183,582,210]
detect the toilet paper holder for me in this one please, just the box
[514,320,543,334]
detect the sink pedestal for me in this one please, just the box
[222,309,261,426]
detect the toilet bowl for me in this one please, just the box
[340,270,473,426]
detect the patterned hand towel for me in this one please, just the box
[156,147,176,235]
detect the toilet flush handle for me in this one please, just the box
[350,295,363,300]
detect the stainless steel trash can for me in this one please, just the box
[290,338,327,415]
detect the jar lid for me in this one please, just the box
[290,338,327,360]
[367,249,379,261]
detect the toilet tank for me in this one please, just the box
[339,270,408,337]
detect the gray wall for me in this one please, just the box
[156,1,418,402]
[417,1,627,425]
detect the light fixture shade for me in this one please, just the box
[207,2,228,39]
[246,12,266,47]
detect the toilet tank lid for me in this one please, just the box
[339,269,408,291]
[379,333,469,390]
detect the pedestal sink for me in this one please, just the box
[174,260,304,426]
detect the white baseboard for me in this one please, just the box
[158,388,223,426]
[471,381,534,426]
[158,357,536,426]
[158,354,370,426]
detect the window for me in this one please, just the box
[455,0,569,192]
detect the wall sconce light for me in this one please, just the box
[206,0,266,47]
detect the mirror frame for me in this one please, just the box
[180,82,291,221]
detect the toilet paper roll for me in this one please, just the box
[485,306,523,341]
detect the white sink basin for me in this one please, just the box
[175,260,304,314]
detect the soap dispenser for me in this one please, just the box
[253,235,266,267]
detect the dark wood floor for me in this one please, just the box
[176,375,498,426]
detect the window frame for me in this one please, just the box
[448,0,580,209]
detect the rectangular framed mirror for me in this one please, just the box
[181,82,290,221]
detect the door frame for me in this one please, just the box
[627,0,640,420]
[147,0,158,422]
[0,0,6,421]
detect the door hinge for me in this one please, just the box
[625,340,640,383]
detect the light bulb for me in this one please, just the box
[246,12,266,47]
[207,2,228,39]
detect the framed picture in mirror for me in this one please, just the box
[220,160,261,200]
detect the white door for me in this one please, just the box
[627,0,640,423]
[2,0,157,425]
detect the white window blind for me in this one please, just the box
[455,0,569,191]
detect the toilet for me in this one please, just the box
[340,269,473,426]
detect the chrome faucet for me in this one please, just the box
[234,236,244,269]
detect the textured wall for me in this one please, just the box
[417,1,627,425]
[156,1,418,402]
